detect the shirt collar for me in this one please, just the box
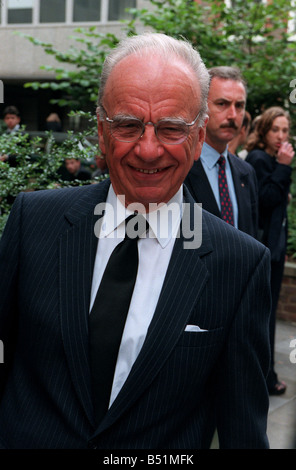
[7,124,20,133]
[201,142,228,170]
[99,184,183,248]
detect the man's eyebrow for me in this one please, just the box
[111,113,140,121]
[211,98,246,105]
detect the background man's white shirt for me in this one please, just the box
[200,142,238,228]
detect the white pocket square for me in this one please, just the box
[185,325,208,332]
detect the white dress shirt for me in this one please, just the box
[90,184,183,407]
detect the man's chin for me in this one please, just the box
[220,128,238,139]
[125,188,171,212]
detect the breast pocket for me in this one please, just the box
[176,327,224,348]
[155,326,225,405]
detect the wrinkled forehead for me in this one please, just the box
[103,53,201,115]
[209,77,246,102]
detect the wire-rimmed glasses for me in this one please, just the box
[104,112,200,145]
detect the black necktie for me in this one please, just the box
[217,155,234,226]
[89,214,147,424]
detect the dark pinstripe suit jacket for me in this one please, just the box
[0,179,271,449]
[185,152,258,238]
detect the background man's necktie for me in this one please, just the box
[218,156,234,226]
[89,214,147,424]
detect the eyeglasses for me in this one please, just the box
[104,112,200,145]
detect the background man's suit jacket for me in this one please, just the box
[185,152,258,238]
[0,179,270,449]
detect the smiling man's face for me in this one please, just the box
[205,77,246,154]
[98,53,207,210]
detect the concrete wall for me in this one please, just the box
[0,0,152,80]
[0,23,139,81]
[0,0,152,129]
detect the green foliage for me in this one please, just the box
[127,0,296,256]
[21,1,296,120]
[0,130,64,230]
[2,1,296,255]
[127,0,296,119]
[287,157,296,257]
[21,28,119,110]
[0,113,106,235]
[0,130,52,208]
[287,203,296,258]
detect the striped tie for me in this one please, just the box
[217,156,234,226]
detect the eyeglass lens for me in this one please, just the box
[109,119,189,144]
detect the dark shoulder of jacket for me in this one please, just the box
[245,148,269,164]
[18,179,110,219]
[228,151,257,180]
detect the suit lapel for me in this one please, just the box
[59,179,111,426]
[228,152,252,232]
[95,190,213,433]
[186,160,221,218]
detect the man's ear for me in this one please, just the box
[194,117,208,161]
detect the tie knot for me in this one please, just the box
[125,214,148,240]
[218,155,225,167]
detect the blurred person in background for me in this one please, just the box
[92,153,109,178]
[228,110,252,159]
[45,113,62,132]
[64,156,92,182]
[246,106,295,396]
[2,106,21,134]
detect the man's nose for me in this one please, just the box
[134,124,164,159]
[227,104,237,120]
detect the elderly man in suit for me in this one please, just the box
[185,66,258,238]
[0,34,270,449]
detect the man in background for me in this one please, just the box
[228,110,251,159]
[0,106,24,166]
[185,67,258,238]
[2,105,21,134]
[64,156,92,181]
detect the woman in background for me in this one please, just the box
[246,106,295,395]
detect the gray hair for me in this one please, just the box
[97,33,210,126]
[208,66,247,94]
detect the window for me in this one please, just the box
[73,0,101,22]
[108,0,136,21]
[288,0,296,34]
[1,0,139,25]
[40,0,66,23]
[7,0,33,24]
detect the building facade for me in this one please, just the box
[0,0,151,130]
[0,0,295,131]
